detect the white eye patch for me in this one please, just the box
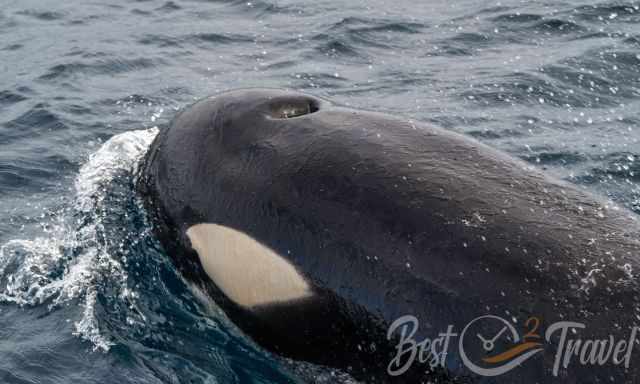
[186,223,312,308]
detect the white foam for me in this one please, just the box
[0,127,158,351]
[74,128,157,213]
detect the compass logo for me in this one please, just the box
[458,315,544,376]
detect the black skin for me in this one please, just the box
[137,88,640,383]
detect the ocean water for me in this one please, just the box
[0,0,639,383]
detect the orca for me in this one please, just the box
[137,88,640,383]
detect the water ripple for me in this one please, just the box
[16,9,66,21]
[0,90,27,108]
[2,104,67,141]
[573,2,640,23]
[39,58,164,81]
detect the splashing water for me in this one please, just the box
[0,128,343,383]
[0,128,158,351]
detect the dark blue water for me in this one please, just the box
[0,0,639,383]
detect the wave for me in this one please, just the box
[0,128,353,383]
[39,58,164,81]
[0,128,157,351]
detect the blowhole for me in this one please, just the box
[271,98,319,119]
